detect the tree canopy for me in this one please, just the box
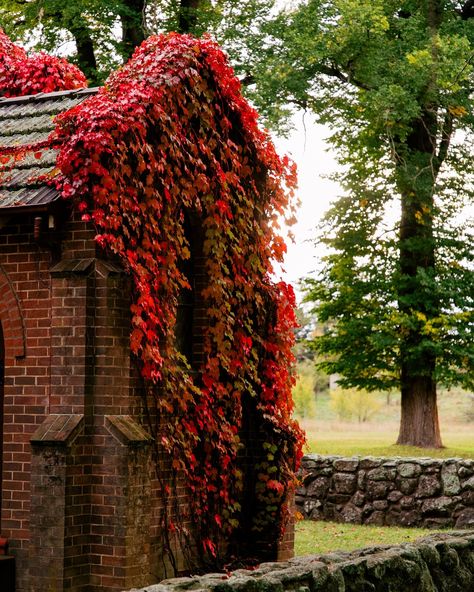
[253,0,474,447]
[0,0,274,84]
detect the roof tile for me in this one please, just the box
[0,88,98,211]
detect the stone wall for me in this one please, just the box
[296,454,474,529]
[124,531,474,592]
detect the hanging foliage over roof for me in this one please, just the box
[0,30,304,566]
[0,29,87,98]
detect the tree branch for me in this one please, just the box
[435,111,453,172]
[318,63,370,90]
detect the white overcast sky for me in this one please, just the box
[272,114,342,297]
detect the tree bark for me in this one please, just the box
[395,110,443,448]
[119,0,146,60]
[397,374,442,447]
[69,21,99,85]
[177,0,200,33]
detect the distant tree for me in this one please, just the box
[251,0,474,447]
[293,369,317,419]
[0,0,274,84]
[330,388,382,423]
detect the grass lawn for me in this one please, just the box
[300,389,474,459]
[295,520,441,556]
[292,389,470,558]
[302,422,474,459]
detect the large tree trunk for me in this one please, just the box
[397,371,442,447]
[395,110,444,448]
[120,0,146,60]
[69,21,99,85]
[177,0,201,33]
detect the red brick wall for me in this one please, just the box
[0,208,294,592]
[0,215,55,591]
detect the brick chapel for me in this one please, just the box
[0,38,297,592]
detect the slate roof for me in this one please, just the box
[0,87,98,212]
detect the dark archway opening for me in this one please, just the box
[175,212,205,369]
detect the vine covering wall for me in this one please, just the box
[0,30,304,566]
[0,29,86,97]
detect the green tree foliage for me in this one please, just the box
[252,1,474,447]
[0,0,274,83]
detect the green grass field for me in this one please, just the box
[300,388,474,459]
[294,520,442,556]
[293,387,472,556]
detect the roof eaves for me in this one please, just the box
[0,86,99,106]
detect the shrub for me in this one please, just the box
[293,373,317,419]
[330,387,382,422]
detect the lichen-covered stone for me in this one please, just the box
[307,477,330,498]
[359,458,382,469]
[367,467,396,482]
[296,455,474,532]
[416,475,441,498]
[365,480,390,500]
[398,477,418,495]
[397,462,421,478]
[341,504,362,524]
[442,464,461,496]
[128,533,474,592]
[422,496,456,516]
[455,508,474,529]
[333,459,359,472]
[333,473,357,494]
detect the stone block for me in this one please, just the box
[307,476,330,498]
[400,496,415,509]
[303,499,322,517]
[333,459,359,472]
[359,458,382,469]
[364,510,385,526]
[367,467,396,481]
[455,508,474,529]
[397,462,421,479]
[461,490,474,505]
[398,478,418,495]
[333,473,357,494]
[398,511,419,527]
[357,470,366,490]
[458,466,474,478]
[352,491,365,507]
[341,504,362,524]
[441,464,461,496]
[421,496,456,517]
[462,476,474,490]
[416,475,441,498]
[365,480,390,500]
[387,491,403,503]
